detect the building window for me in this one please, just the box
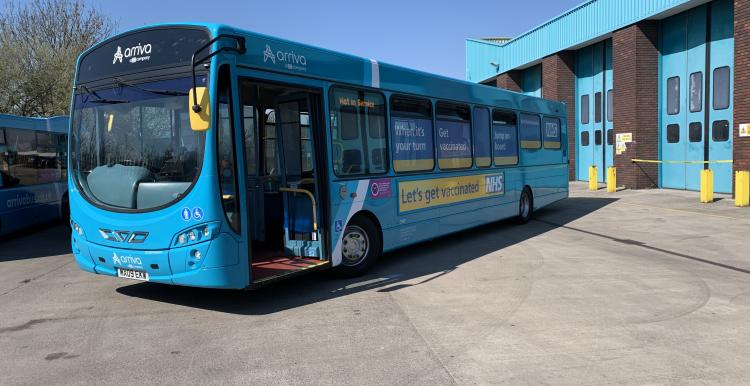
[689,122,702,143]
[689,72,703,113]
[667,76,680,115]
[580,94,589,124]
[713,66,730,110]
[712,120,729,142]
[666,124,680,143]
[390,96,434,172]
[330,87,388,176]
[594,91,602,123]
[580,131,589,146]
[606,89,614,122]
[473,107,491,168]
[519,113,541,149]
[492,109,518,165]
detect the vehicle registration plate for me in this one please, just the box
[116,268,149,281]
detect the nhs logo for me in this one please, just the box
[485,174,504,194]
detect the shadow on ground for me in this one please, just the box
[116,196,617,315]
[0,223,71,262]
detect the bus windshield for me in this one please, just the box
[71,76,206,210]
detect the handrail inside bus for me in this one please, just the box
[190,34,246,112]
[278,187,318,233]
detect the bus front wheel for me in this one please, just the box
[517,188,533,224]
[334,215,381,277]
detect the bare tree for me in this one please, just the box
[0,0,115,116]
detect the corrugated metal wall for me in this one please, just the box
[466,0,705,82]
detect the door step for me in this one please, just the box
[251,256,328,285]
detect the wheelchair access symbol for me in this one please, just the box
[192,207,204,221]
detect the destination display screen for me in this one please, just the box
[76,27,210,84]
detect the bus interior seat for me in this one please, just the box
[87,164,151,209]
[342,149,362,174]
[288,195,314,235]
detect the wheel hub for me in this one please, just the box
[341,225,369,266]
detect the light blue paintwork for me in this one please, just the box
[708,0,733,194]
[466,0,709,82]
[523,65,542,97]
[70,23,569,289]
[659,0,733,193]
[576,42,613,183]
[0,114,68,236]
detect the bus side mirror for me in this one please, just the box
[189,87,210,131]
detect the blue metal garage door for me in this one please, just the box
[659,0,733,193]
[576,40,613,183]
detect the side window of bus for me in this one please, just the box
[0,128,11,188]
[216,67,240,233]
[4,128,38,185]
[435,102,471,170]
[56,133,68,182]
[492,110,518,166]
[390,96,434,172]
[519,113,542,149]
[36,131,62,183]
[542,116,562,149]
[329,87,387,176]
[473,107,491,168]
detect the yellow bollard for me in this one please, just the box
[588,166,598,191]
[700,169,714,203]
[736,171,750,207]
[607,167,617,193]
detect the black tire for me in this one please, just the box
[517,187,533,224]
[332,215,381,277]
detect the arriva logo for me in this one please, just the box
[113,43,152,65]
[112,252,143,267]
[262,44,307,71]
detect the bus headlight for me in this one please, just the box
[70,220,84,237]
[174,222,219,247]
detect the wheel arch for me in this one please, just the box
[349,210,383,253]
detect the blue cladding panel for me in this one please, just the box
[466,0,704,82]
[523,65,542,97]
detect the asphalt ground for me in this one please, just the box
[1,182,749,385]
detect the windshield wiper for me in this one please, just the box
[78,85,129,104]
[115,78,188,96]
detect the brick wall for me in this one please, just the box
[612,21,660,189]
[495,70,523,92]
[734,0,750,177]
[542,51,577,180]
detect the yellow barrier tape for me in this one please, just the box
[631,159,733,165]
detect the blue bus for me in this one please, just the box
[69,24,568,289]
[0,114,68,236]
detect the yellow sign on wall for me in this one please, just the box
[740,123,750,137]
[398,173,504,212]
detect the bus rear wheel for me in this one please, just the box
[334,215,381,277]
[517,188,533,224]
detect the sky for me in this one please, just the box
[79,0,583,80]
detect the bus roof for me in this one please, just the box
[79,22,566,118]
[0,114,68,134]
